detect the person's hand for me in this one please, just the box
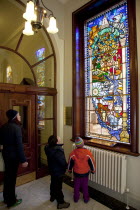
[21,162,28,167]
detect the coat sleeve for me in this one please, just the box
[54,148,68,169]
[67,153,75,172]
[87,150,96,174]
[15,126,27,163]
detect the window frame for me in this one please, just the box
[72,0,139,155]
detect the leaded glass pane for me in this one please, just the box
[6,66,13,83]
[37,120,53,144]
[37,95,53,121]
[84,1,130,144]
[33,56,54,88]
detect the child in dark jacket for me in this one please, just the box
[44,135,70,209]
[68,137,96,203]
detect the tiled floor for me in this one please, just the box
[0,176,111,210]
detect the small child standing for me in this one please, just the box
[44,135,70,209]
[68,137,96,203]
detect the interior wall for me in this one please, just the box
[63,0,90,160]
[21,0,65,142]
[41,1,65,142]
[63,0,140,209]
[20,0,140,209]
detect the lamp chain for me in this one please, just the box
[40,0,53,16]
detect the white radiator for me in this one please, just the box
[72,144,127,194]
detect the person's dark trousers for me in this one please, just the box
[50,175,64,204]
[3,158,19,207]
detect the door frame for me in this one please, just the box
[0,83,57,180]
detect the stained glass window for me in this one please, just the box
[84,1,130,144]
[35,48,45,87]
[6,65,13,83]
[37,95,45,129]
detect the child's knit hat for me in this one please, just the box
[75,137,84,148]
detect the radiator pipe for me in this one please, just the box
[125,188,130,210]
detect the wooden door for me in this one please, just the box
[0,92,36,177]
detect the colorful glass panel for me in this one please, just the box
[37,95,45,129]
[35,48,45,87]
[84,1,130,143]
[6,65,13,83]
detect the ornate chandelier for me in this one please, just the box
[23,0,59,35]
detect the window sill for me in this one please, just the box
[70,139,139,157]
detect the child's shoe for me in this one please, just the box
[74,199,78,203]
[84,199,89,203]
[50,196,55,202]
[57,201,70,209]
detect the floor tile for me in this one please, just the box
[0,176,111,210]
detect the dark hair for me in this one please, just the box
[48,135,57,147]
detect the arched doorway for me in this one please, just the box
[0,0,57,184]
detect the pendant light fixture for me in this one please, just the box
[23,0,59,36]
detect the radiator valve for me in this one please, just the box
[126,188,130,193]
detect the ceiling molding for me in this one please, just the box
[57,0,70,4]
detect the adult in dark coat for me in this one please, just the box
[44,135,70,209]
[0,109,28,208]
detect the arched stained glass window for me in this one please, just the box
[6,65,13,83]
[84,1,130,144]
